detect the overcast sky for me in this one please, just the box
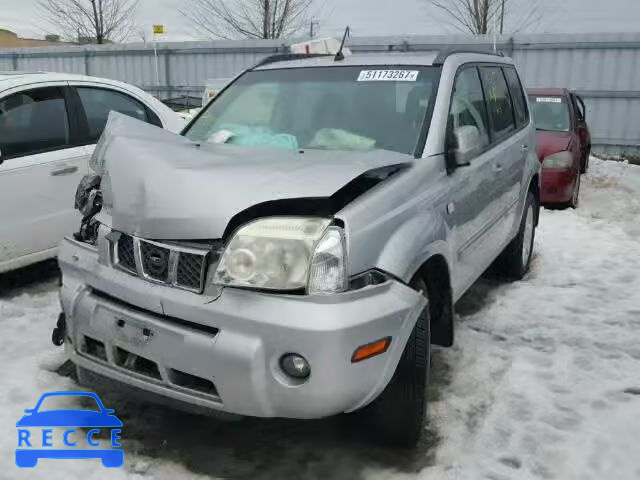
[1,0,639,42]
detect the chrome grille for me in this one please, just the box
[116,234,136,272]
[113,233,210,293]
[177,252,206,290]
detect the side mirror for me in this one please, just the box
[446,125,481,171]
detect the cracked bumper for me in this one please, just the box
[58,236,426,419]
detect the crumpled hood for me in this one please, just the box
[96,113,411,239]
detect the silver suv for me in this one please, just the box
[57,49,540,447]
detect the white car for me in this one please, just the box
[0,72,184,274]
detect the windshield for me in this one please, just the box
[184,66,440,155]
[529,95,571,132]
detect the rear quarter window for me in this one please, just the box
[502,67,529,129]
[77,87,151,142]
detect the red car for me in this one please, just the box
[528,88,591,208]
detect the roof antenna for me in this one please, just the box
[334,26,350,61]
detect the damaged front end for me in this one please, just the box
[63,112,411,297]
[55,113,428,419]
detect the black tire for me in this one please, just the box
[494,192,537,280]
[355,276,430,448]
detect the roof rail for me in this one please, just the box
[251,52,333,69]
[432,48,505,66]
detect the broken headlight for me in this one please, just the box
[212,217,347,294]
[73,174,103,245]
[74,174,102,217]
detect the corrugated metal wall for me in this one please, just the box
[1,33,639,156]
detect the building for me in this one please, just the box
[0,29,64,48]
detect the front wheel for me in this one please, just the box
[355,276,430,448]
[494,191,537,280]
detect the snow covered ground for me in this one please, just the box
[1,158,639,480]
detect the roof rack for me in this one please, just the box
[252,52,332,69]
[432,48,505,66]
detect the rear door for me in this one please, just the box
[0,84,87,267]
[478,65,527,252]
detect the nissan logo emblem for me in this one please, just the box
[146,248,168,276]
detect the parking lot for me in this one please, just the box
[1,157,638,480]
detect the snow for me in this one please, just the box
[1,157,639,479]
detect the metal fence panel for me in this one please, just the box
[1,33,638,156]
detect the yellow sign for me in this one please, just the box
[153,25,165,34]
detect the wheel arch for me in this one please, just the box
[410,253,454,347]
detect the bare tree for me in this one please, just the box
[179,0,314,40]
[135,26,148,44]
[427,0,539,35]
[37,0,140,44]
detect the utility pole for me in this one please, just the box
[263,0,270,38]
[309,19,319,38]
[500,0,505,34]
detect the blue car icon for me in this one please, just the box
[16,391,123,468]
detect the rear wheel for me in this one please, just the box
[356,276,430,448]
[495,191,537,280]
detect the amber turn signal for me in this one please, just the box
[351,337,392,363]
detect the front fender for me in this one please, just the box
[375,211,451,283]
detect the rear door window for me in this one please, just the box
[0,87,70,159]
[479,67,516,140]
[502,67,528,129]
[76,87,151,143]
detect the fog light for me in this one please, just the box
[280,353,311,379]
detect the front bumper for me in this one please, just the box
[541,167,577,204]
[58,236,426,419]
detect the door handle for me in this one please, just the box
[493,163,503,172]
[521,144,530,152]
[51,166,79,176]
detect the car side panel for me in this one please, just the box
[493,125,529,244]
[421,55,539,297]
[0,82,88,269]
[446,147,502,297]
[336,157,459,290]
[0,147,88,263]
